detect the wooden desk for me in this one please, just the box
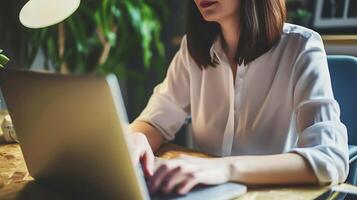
[0,143,352,200]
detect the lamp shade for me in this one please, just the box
[19,0,80,28]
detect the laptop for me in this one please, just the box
[0,69,247,200]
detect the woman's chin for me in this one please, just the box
[200,11,222,22]
[202,15,219,22]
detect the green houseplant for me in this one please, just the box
[286,0,312,27]
[25,0,168,76]
[24,0,168,117]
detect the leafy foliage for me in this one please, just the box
[0,50,10,68]
[286,0,313,27]
[26,0,168,77]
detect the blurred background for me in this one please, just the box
[0,0,356,144]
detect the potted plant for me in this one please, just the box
[24,0,168,118]
[25,1,168,74]
[286,0,313,27]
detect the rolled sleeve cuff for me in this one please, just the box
[136,95,188,141]
[289,122,349,185]
[291,148,340,185]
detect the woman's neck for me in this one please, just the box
[219,16,240,63]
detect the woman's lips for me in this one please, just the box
[200,1,218,8]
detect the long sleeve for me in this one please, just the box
[290,32,349,184]
[135,37,191,141]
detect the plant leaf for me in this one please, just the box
[0,54,10,66]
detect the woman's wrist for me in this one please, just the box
[209,157,242,183]
[217,158,234,183]
[223,157,244,183]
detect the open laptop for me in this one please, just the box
[0,69,247,200]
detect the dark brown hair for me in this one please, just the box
[187,0,286,68]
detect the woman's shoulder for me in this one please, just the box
[282,23,322,44]
[279,23,325,54]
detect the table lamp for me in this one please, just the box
[19,0,80,28]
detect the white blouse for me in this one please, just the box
[136,23,349,184]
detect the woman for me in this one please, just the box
[129,0,349,195]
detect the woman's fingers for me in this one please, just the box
[150,162,178,193]
[161,167,187,194]
[130,132,155,178]
[141,150,155,177]
[131,148,142,168]
[150,160,187,193]
[149,157,229,195]
[176,175,199,195]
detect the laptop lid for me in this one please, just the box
[0,69,150,199]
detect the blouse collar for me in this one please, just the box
[209,36,225,64]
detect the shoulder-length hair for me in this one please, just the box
[186,0,286,68]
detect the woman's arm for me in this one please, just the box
[226,153,318,184]
[149,153,318,194]
[129,37,191,178]
[129,120,164,152]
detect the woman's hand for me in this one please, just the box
[149,155,231,195]
[130,132,155,177]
